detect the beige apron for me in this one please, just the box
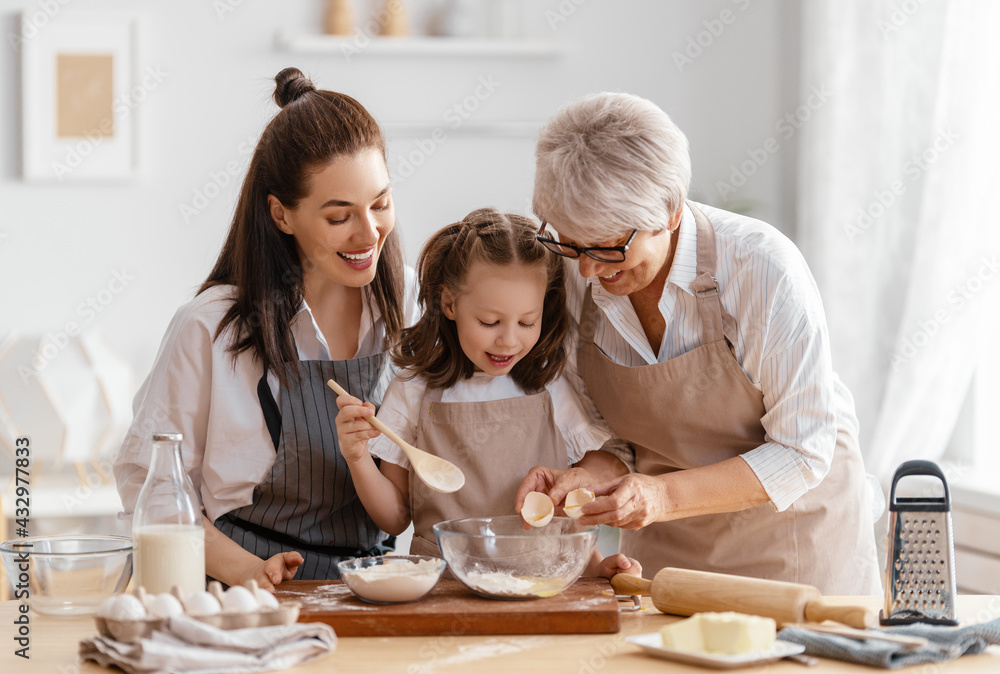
[408,384,565,557]
[577,204,882,595]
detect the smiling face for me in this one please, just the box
[268,148,393,293]
[441,261,547,376]
[555,209,682,297]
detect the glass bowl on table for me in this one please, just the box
[0,534,133,617]
[433,515,598,600]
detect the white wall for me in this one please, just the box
[0,0,800,417]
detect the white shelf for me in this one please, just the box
[276,31,563,58]
[383,121,541,138]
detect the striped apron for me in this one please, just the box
[214,353,393,580]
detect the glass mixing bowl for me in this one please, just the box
[433,515,598,600]
[0,535,133,617]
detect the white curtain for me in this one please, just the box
[798,0,1000,482]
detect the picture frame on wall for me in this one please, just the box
[21,13,136,181]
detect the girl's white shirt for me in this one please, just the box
[369,369,622,470]
[114,267,419,523]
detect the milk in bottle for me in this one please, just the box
[132,432,206,595]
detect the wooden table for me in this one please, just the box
[1,594,998,672]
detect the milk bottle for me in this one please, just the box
[132,432,206,596]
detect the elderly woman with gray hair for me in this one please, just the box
[517,92,881,596]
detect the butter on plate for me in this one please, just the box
[659,611,777,655]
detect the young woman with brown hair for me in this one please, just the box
[334,208,639,578]
[115,68,417,589]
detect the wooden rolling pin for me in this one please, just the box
[612,567,876,629]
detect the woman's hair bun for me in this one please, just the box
[273,67,317,108]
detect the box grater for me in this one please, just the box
[881,459,959,626]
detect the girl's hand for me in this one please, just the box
[237,551,304,592]
[578,473,670,529]
[596,553,642,580]
[334,394,380,463]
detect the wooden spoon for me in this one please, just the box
[326,379,465,493]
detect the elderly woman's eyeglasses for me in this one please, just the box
[536,223,637,263]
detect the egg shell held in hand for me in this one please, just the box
[98,593,147,620]
[222,585,259,612]
[563,488,595,519]
[521,491,555,527]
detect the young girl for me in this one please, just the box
[115,68,417,589]
[335,208,639,577]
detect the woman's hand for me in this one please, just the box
[205,517,296,591]
[577,473,671,529]
[205,515,305,591]
[334,394,380,464]
[241,551,304,592]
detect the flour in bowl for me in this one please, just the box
[465,571,536,596]
[464,571,570,597]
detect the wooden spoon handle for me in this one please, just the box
[803,599,877,629]
[611,574,653,596]
[326,379,411,450]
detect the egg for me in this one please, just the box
[222,585,259,612]
[184,590,222,616]
[563,488,596,519]
[98,593,147,621]
[521,491,555,527]
[254,588,279,610]
[147,592,185,619]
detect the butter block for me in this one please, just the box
[659,614,706,652]
[700,612,776,654]
[660,612,777,655]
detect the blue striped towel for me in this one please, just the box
[779,618,1000,669]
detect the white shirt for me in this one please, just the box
[563,202,860,512]
[369,370,616,469]
[114,269,419,522]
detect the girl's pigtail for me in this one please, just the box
[393,223,471,387]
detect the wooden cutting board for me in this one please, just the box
[274,577,620,636]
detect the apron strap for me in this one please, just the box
[425,384,445,403]
[256,371,282,451]
[579,283,598,344]
[688,202,739,347]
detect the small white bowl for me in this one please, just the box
[337,555,446,604]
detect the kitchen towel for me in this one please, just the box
[779,617,1000,669]
[80,613,337,674]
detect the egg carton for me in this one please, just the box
[94,580,301,644]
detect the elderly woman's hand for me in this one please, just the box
[515,465,601,513]
[577,473,671,529]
